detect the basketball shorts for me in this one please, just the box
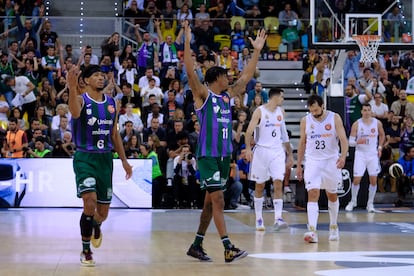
[353,150,380,177]
[197,156,230,193]
[304,158,342,193]
[249,146,285,183]
[73,151,113,204]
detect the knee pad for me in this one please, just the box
[80,213,94,238]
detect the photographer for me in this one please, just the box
[52,131,76,158]
[173,144,198,208]
[26,136,52,158]
[124,134,140,159]
[396,145,414,200]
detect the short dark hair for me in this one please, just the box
[35,136,45,143]
[204,66,228,85]
[8,117,18,124]
[268,87,284,98]
[307,94,324,107]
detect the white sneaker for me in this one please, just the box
[366,204,375,213]
[256,218,265,231]
[235,204,250,210]
[329,225,339,241]
[345,201,356,212]
[273,218,289,231]
[304,231,318,243]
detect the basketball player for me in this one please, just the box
[244,88,294,231]
[345,104,385,212]
[68,65,133,266]
[183,21,267,263]
[296,95,348,243]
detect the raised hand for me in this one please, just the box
[248,29,267,51]
[67,66,81,94]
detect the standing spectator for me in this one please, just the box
[390,90,414,120]
[5,75,36,119]
[296,95,348,243]
[138,142,164,208]
[371,92,389,126]
[247,81,268,105]
[67,65,132,266]
[345,104,385,213]
[1,117,28,158]
[384,113,401,162]
[135,25,159,78]
[39,20,60,57]
[14,3,44,43]
[344,83,372,135]
[100,32,120,63]
[41,46,61,86]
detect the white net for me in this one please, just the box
[352,35,381,63]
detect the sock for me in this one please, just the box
[307,202,319,231]
[351,183,360,203]
[193,232,204,247]
[254,197,264,223]
[273,199,283,222]
[80,213,93,238]
[328,199,339,226]
[221,236,232,250]
[368,184,377,205]
[82,240,91,252]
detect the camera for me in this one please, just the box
[66,145,73,151]
[22,146,29,152]
[130,148,140,154]
[186,153,194,160]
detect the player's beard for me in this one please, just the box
[313,110,324,119]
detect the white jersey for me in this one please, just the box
[254,105,287,153]
[355,118,379,153]
[305,111,339,160]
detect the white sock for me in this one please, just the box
[273,199,283,222]
[254,197,264,223]
[368,185,377,205]
[351,183,360,203]
[328,199,339,226]
[307,202,319,231]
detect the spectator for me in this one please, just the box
[210,2,231,36]
[140,78,163,108]
[135,26,159,78]
[248,93,263,114]
[119,103,144,133]
[0,98,9,124]
[63,44,79,65]
[161,0,177,19]
[52,131,76,158]
[41,46,61,86]
[38,78,57,118]
[344,83,372,135]
[1,117,27,158]
[384,112,401,162]
[124,134,141,159]
[164,79,185,106]
[238,47,251,71]
[39,20,60,57]
[162,89,183,121]
[26,136,52,158]
[23,56,40,89]
[391,90,414,120]
[33,105,51,137]
[100,32,120,63]
[138,67,161,90]
[27,128,53,152]
[148,133,168,176]
[196,44,216,75]
[50,116,69,145]
[193,20,216,52]
[278,3,301,35]
[399,115,414,158]
[120,120,140,145]
[14,3,44,43]
[5,75,36,118]
[230,21,246,53]
[138,142,164,208]
[173,144,198,208]
[371,92,389,126]
[80,45,99,66]
[51,103,71,130]
[118,44,136,65]
[236,146,253,206]
[9,107,26,130]
[142,117,167,146]
[194,3,210,28]
[114,55,137,87]
[247,81,268,105]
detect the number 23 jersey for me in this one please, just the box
[305,111,339,160]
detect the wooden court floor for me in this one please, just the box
[0,206,413,276]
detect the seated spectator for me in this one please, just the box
[247,81,268,105]
[138,67,161,90]
[26,136,52,158]
[124,134,141,159]
[237,146,254,206]
[142,117,167,147]
[370,92,389,126]
[0,99,9,125]
[231,21,246,53]
[140,78,164,109]
[161,0,177,20]
[238,47,251,71]
[282,23,300,52]
[224,160,244,210]
[384,113,401,162]
[397,145,414,199]
[9,107,26,130]
[147,102,165,128]
[50,116,70,146]
[278,3,301,35]
[194,3,210,28]
[101,32,120,63]
[119,103,144,133]
[27,128,53,152]
[120,82,142,111]
[164,79,185,106]
[120,120,141,145]
[162,90,183,121]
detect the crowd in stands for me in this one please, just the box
[0,0,413,207]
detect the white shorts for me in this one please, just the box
[249,145,285,183]
[353,150,380,177]
[304,158,342,193]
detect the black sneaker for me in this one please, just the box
[224,245,248,263]
[186,244,212,262]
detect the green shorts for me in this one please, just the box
[73,151,113,204]
[197,156,231,193]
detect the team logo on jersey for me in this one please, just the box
[277,115,282,121]
[213,105,220,113]
[107,105,115,113]
[310,124,314,129]
[212,97,217,103]
[371,128,375,133]
[325,124,332,130]
[86,109,92,115]
[223,95,230,103]
[87,117,97,126]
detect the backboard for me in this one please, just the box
[310,0,413,51]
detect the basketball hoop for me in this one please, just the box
[352,35,381,63]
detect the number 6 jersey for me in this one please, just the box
[305,111,339,160]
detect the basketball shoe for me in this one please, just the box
[329,224,339,241]
[366,203,375,213]
[256,218,265,231]
[345,201,356,212]
[80,250,95,267]
[224,245,248,263]
[304,226,318,243]
[187,244,212,262]
[273,218,288,231]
